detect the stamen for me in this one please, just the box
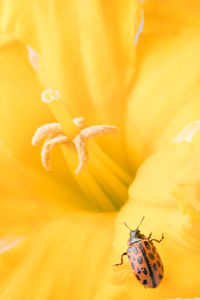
[73,125,119,174]
[73,117,87,129]
[41,135,68,171]
[80,125,119,140]
[32,118,119,175]
[32,123,62,145]
[73,134,88,175]
[32,89,133,211]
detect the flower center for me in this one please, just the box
[32,89,133,211]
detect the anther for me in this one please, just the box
[73,117,87,129]
[32,118,119,175]
[32,123,62,146]
[41,135,68,171]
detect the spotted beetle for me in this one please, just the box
[114,217,164,288]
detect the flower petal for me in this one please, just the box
[0,0,142,167]
[113,131,200,297]
[0,34,97,210]
[0,35,49,167]
[0,212,132,300]
[0,151,92,237]
[126,2,200,166]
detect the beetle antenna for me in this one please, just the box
[136,216,145,230]
[124,222,132,231]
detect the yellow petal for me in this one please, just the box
[142,0,200,35]
[0,34,100,211]
[113,129,200,298]
[0,0,138,115]
[0,0,142,168]
[0,34,53,170]
[126,2,200,166]
[0,151,92,237]
[1,2,200,299]
[0,212,132,300]
[172,127,200,222]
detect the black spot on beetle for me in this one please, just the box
[152,247,156,253]
[137,256,143,264]
[142,267,147,275]
[132,245,138,254]
[136,274,140,281]
[142,279,148,285]
[149,253,155,260]
[157,260,161,267]
[128,247,131,254]
[144,241,151,249]
[159,274,163,280]
[137,267,141,274]
[153,263,157,271]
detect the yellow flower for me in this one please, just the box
[0,0,200,299]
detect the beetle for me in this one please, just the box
[114,217,164,288]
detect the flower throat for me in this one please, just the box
[32,89,133,211]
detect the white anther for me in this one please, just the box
[41,135,68,171]
[32,123,62,146]
[32,117,119,174]
[73,117,87,129]
[73,134,88,174]
[73,125,119,174]
[80,125,119,140]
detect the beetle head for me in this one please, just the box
[124,216,145,245]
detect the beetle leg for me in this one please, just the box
[147,232,152,240]
[113,252,127,267]
[150,233,164,243]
